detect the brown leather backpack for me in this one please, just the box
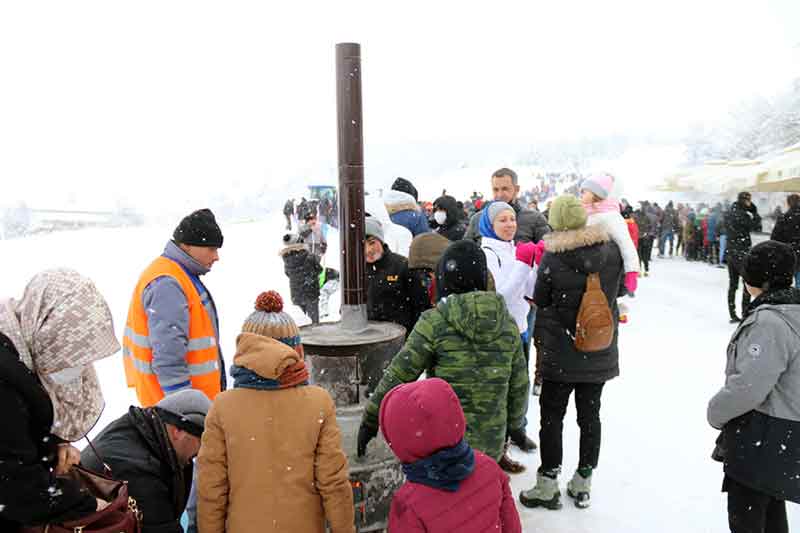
[575,273,614,352]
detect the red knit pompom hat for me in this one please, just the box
[241,291,301,348]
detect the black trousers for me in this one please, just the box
[539,380,605,472]
[728,262,751,319]
[725,475,788,533]
[638,237,654,272]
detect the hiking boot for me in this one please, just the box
[509,430,538,452]
[643,271,650,277]
[519,472,562,510]
[567,470,592,509]
[498,452,526,474]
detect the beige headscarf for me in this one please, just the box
[0,269,120,441]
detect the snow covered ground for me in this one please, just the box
[1,216,797,532]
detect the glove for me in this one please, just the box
[515,242,537,266]
[357,423,378,457]
[624,271,638,295]
[533,240,546,265]
[747,203,758,214]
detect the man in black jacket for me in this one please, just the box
[770,193,800,288]
[365,216,425,335]
[464,167,551,244]
[725,192,762,323]
[82,389,211,533]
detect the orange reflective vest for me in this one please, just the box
[123,256,221,407]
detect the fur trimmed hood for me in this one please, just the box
[543,224,609,253]
[278,243,307,257]
[384,189,420,215]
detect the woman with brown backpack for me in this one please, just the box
[519,195,624,511]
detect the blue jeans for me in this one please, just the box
[795,272,800,288]
[720,235,728,263]
[659,230,674,255]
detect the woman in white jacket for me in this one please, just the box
[479,202,538,336]
[580,174,639,296]
[478,200,540,470]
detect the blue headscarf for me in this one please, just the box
[402,438,476,492]
[479,201,514,241]
[479,204,500,240]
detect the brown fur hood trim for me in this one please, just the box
[278,243,307,257]
[542,224,609,253]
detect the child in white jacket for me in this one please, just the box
[580,174,639,296]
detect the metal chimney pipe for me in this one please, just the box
[336,42,367,330]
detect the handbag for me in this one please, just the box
[22,439,142,533]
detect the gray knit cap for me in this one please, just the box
[155,389,212,437]
[486,202,514,225]
[365,216,385,242]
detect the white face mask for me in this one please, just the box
[434,211,448,225]
[47,366,85,385]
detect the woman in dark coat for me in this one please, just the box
[520,196,624,511]
[432,195,468,241]
[280,233,323,324]
[770,193,800,288]
[0,269,120,531]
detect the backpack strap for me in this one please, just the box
[482,246,502,268]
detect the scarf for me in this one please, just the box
[745,287,800,318]
[478,204,502,241]
[582,197,621,217]
[231,360,309,390]
[0,269,120,441]
[402,438,476,492]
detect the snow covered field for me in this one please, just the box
[1,216,797,532]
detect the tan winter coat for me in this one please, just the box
[197,334,354,533]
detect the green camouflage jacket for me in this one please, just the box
[363,291,529,461]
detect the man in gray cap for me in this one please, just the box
[364,216,425,335]
[82,389,212,533]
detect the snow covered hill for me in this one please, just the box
[0,218,796,532]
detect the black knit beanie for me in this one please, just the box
[392,177,419,201]
[173,209,224,248]
[436,240,488,300]
[742,240,796,291]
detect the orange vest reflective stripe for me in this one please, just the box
[123,256,221,407]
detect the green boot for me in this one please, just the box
[566,469,592,509]
[519,471,562,510]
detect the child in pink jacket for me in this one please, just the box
[380,378,522,532]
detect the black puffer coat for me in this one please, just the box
[433,195,468,241]
[0,332,97,532]
[280,244,322,305]
[725,202,762,271]
[82,407,192,533]
[533,225,625,383]
[367,244,423,334]
[771,205,800,272]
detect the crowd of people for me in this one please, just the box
[2,171,799,533]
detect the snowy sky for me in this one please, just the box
[1,0,798,210]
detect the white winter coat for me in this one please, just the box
[587,211,639,274]
[481,237,536,333]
